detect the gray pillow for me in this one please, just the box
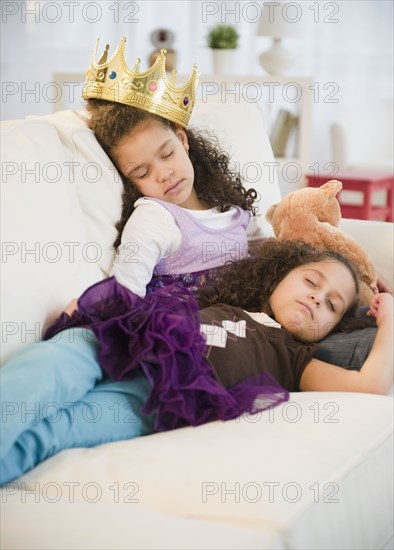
[315,307,377,371]
[315,327,377,371]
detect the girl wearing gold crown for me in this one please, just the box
[62,43,265,312]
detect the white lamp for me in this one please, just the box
[257,1,303,75]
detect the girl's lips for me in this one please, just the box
[297,301,314,319]
[165,180,182,194]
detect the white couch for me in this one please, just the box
[1,99,393,550]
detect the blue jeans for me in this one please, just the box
[0,328,154,484]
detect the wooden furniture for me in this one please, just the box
[306,170,394,221]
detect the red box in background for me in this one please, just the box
[306,171,393,222]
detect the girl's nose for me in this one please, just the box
[310,293,321,307]
[158,168,174,182]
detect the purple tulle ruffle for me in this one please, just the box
[44,278,289,431]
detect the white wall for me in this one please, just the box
[1,0,393,168]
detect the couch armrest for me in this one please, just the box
[339,219,393,285]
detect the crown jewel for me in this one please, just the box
[82,37,199,127]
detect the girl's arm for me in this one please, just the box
[300,293,393,395]
[110,201,180,297]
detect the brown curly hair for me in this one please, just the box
[85,99,258,249]
[197,239,368,335]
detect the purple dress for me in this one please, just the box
[44,278,289,432]
[144,198,251,295]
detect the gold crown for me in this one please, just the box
[82,36,199,127]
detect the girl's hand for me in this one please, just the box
[64,298,78,316]
[367,293,393,327]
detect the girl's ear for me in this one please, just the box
[175,126,189,152]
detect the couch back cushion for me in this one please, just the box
[1,118,102,363]
[26,110,124,277]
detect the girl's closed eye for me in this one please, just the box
[162,150,173,159]
[135,169,150,180]
[306,278,317,287]
[327,299,335,312]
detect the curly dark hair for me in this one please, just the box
[85,99,258,249]
[197,239,370,335]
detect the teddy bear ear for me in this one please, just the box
[266,204,277,223]
[320,180,343,196]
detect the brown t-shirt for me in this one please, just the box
[199,304,317,391]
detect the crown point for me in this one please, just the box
[98,44,110,65]
[131,58,141,73]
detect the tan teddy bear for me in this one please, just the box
[266,180,378,305]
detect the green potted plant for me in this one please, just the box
[207,25,239,49]
[207,25,240,74]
